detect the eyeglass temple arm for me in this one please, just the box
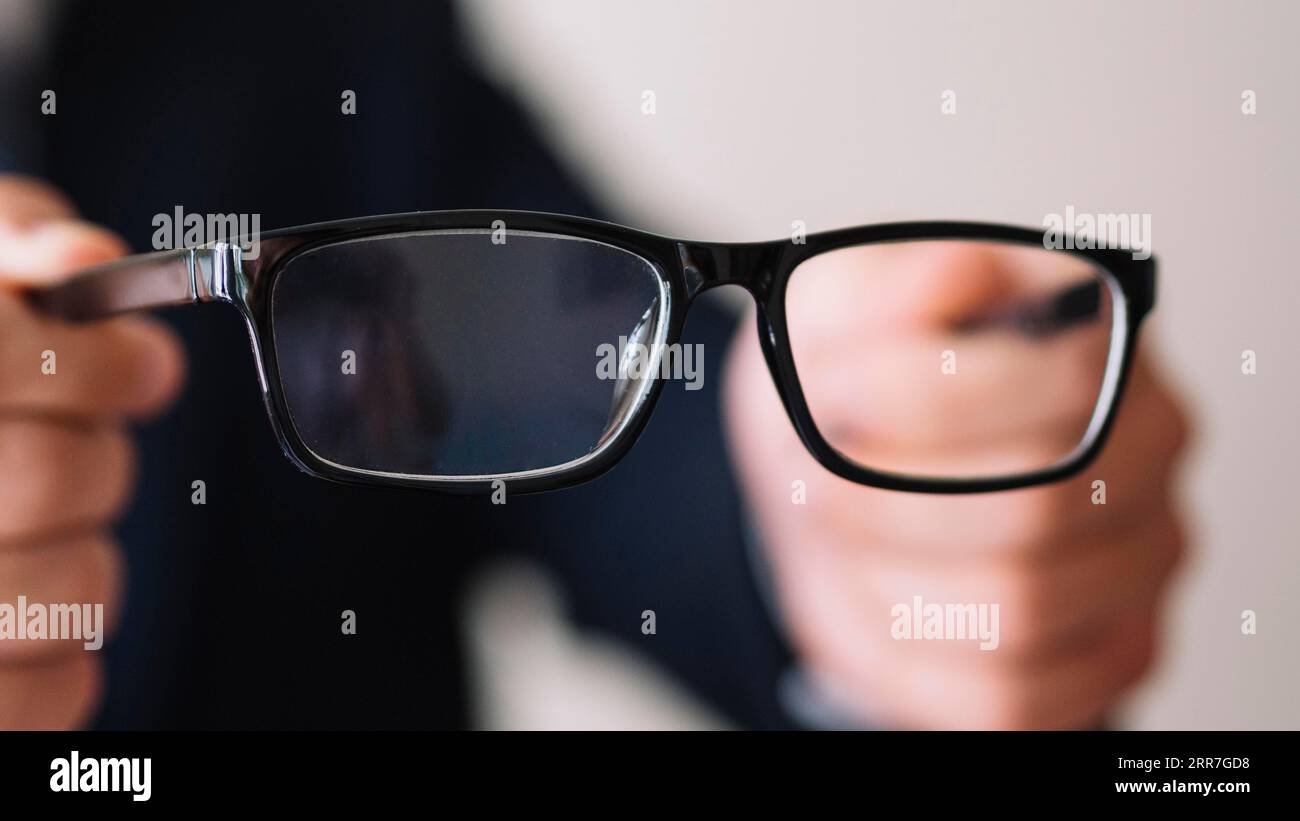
[26,244,238,322]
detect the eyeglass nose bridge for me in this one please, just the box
[675,241,779,301]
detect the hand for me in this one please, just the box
[722,241,1191,730]
[0,175,185,728]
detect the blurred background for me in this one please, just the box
[453,0,1299,729]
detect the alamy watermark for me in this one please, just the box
[0,596,104,650]
[891,595,1000,651]
[1042,206,1151,260]
[152,206,262,260]
[596,336,704,391]
[50,751,151,802]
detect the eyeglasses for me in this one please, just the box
[30,211,1155,495]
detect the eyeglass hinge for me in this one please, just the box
[189,242,243,305]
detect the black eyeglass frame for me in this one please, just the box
[30,210,1156,495]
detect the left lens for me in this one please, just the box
[270,230,665,478]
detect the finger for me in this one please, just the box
[0,175,79,229]
[0,533,123,663]
[788,240,1100,342]
[789,240,1020,339]
[800,350,1190,557]
[0,219,131,285]
[0,291,186,418]
[800,322,1110,454]
[937,606,1160,729]
[833,501,1184,662]
[0,653,102,729]
[818,603,1160,729]
[0,175,129,286]
[0,421,135,543]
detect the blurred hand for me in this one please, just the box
[0,175,185,728]
[722,242,1191,730]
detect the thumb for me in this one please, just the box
[787,240,1019,343]
[0,175,130,286]
[877,241,1018,331]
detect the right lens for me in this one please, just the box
[270,230,665,478]
[785,239,1120,481]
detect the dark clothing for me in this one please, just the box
[4,0,795,728]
